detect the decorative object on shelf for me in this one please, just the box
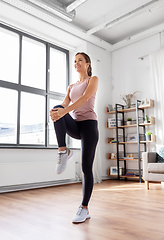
[125,172,135,176]
[125,154,134,158]
[108,104,113,112]
[108,118,121,127]
[141,98,148,105]
[107,153,111,159]
[120,91,138,108]
[145,131,152,141]
[140,99,154,107]
[127,118,132,125]
[107,137,114,143]
[144,115,150,123]
[127,133,137,142]
[110,167,122,175]
[111,153,117,159]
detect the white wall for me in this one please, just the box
[112,33,163,104]
[111,32,164,172]
[86,43,112,177]
[0,2,112,190]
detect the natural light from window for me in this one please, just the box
[20,92,45,144]
[21,37,46,89]
[0,88,18,144]
[49,48,67,94]
[0,28,19,83]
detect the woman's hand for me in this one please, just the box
[50,108,66,122]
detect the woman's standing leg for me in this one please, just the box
[80,120,99,207]
[72,120,99,223]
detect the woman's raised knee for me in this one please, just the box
[53,105,64,109]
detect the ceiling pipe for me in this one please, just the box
[27,0,75,21]
[87,0,159,35]
[66,0,87,13]
[105,0,159,29]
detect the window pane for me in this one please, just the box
[70,55,79,85]
[20,92,45,144]
[50,48,67,94]
[49,99,61,146]
[0,88,18,143]
[71,138,81,148]
[21,37,46,89]
[0,28,19,83]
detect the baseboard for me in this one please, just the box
[0,176,110,193]
[0,179,81,193]
[102,176,111,180]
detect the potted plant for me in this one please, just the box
[127,118,132,125]
[144,115,150,123]
[145,130,152,141]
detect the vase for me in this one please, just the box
[127,121,132,125]
[127,99,131,108]
[146,135,151,141]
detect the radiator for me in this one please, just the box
[0,149,80,193]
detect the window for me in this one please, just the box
[0,24,69,148]
[50,48,67,94]
[0,28,19,83]
[0,88,18,144]
[21,37,46,89]
[20,92,45,144]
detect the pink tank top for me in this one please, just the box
[69,77,97,121]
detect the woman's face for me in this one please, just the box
[74,54,89,74]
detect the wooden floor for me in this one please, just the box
[0,180,164,240]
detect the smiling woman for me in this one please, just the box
[49,52,99,223]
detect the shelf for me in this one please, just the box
[121,175,143,179]
[106,99,154,183]
[121,158,140,161]
[106,117,155,129]
[108,174,143,179]
[118,124,137,128]
[107,140,155,144]
[106,108,115,114]
[106,99,154,114]
[107,141,137,144]
[107,126,116,129]
[107,158,139,161]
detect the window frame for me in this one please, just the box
[0,23,69,149]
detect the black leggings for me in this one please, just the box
[53,105,99,206]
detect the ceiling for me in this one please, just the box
[1,0,164,50]
[59,0,164,44]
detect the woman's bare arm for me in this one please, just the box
[64,76,98,113]
[61,85,72,108]
[50,76,98,121]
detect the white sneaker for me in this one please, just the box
[72,206,90,223]
[56,148,73,174]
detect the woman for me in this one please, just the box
[50,52,99,223]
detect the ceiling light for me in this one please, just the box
[27,0,75,21]
[66,0,87,13]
